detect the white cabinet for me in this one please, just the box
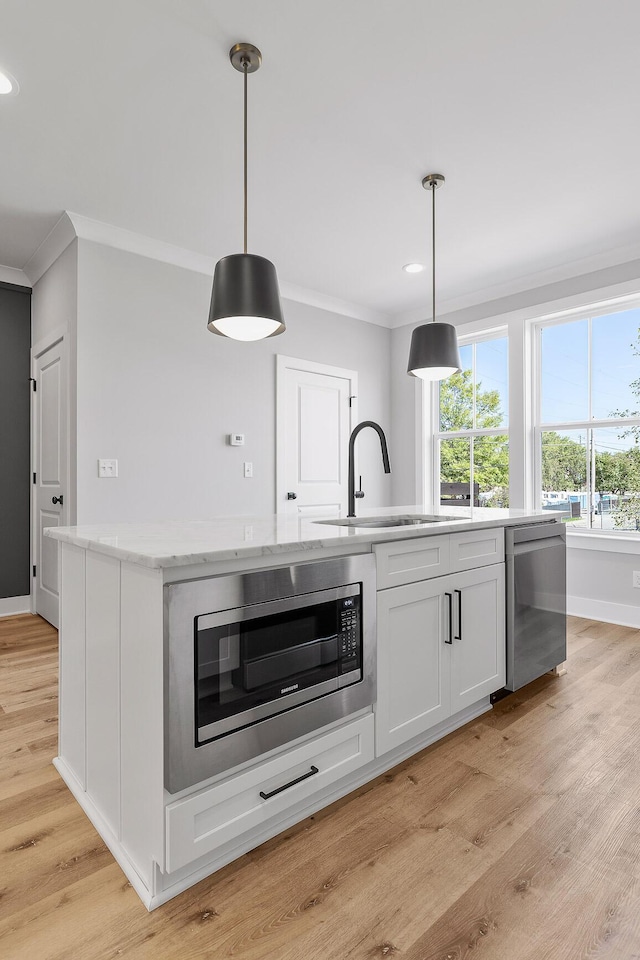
[376,578,451,753]
[449,565,505,712]
[375,530,505,757]
[166,714,374,873]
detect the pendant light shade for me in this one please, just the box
[208,254,284,340]
[208,43,285,342]
[407,173,461,380]
[407,322,461,381]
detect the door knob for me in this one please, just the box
[287,492,297,500]
[52,495,64,505]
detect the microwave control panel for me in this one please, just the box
[338,596,361,671]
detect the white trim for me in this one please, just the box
[392,247,640,328]
[53,757,154,910]
[68,211,213,276]
[0,264,30,287]
[22,212,391,327]
[567,531,640,555]
[567,595,640,630]
[278,281,390,328]
[22,213,77,285]
[0,596,31,618]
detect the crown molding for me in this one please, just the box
[391,238,640,329]
[279,281,390,328]
[0,264,31,288]
[22,213,77,285]
[22,211,392,327]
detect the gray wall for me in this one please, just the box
[74,240,392,524]
[0,284,31,598]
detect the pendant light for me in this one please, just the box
[208,43,285,341]
[407,174,461,380]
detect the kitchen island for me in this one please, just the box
[46,506,563,909]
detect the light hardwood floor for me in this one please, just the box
[1,613,640,959]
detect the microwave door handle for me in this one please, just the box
[242,635,340,691]
[319,634,339,663]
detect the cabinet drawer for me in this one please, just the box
[165,714,374,873]
[374,535,450,589]
[449,527,504,573]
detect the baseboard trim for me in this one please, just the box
[0,596,31,618]
[568,595,640,629]
[53,757,154,910]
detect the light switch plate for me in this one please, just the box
[98,459,118,478]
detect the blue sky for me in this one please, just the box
[541,310,640,426]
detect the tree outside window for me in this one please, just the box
[539,311,640,531]
[437,336,509,507]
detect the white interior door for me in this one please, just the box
[276,356,357,516]
[33,337,67,627]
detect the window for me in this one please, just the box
[435,333,509,508]
[537,307,640,532]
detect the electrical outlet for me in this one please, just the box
[98,459,118,478]
[633,571,640,589]
[243,462,253,478]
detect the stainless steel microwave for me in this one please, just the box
[164,554,376,793]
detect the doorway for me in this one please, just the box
[276,355,358,516]
[32,335,68,627]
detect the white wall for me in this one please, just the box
[568,542,640,629]
[74,240,392,524]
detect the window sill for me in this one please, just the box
[566,528,640,555]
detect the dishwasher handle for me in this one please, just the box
[511,535,566,557]
[506,523,566,550]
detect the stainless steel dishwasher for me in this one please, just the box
[504,521,567,691]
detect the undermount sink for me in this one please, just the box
[313,514,465,529]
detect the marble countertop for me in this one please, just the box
[44,506,561,569]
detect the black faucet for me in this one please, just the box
[347,421,391,517]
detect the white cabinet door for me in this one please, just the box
[376,579,451,755]
[449,564,505,712]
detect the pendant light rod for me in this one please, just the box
[243,58,248,254]
[431,179,435,322]
[229,43,262,253]
[422,173,444,323]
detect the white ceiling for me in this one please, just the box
[2,0,640,322]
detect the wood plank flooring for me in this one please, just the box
[2,613,640,959]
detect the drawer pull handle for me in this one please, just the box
[454,589,462,641]
[259,765,319,800]
[444,592,453,644]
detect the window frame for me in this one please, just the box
[533,300,640,535]
[430,326,510,509]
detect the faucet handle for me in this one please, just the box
[355,475,365,500]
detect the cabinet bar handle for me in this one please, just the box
[259,765,319,800]
[454,589,462,641]
[444,592,453,644]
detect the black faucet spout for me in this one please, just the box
[347,421,391,517]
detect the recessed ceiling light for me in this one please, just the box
[403,263,425,274]
[0,69,19,96]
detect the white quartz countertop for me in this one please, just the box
[44,506,561,569]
